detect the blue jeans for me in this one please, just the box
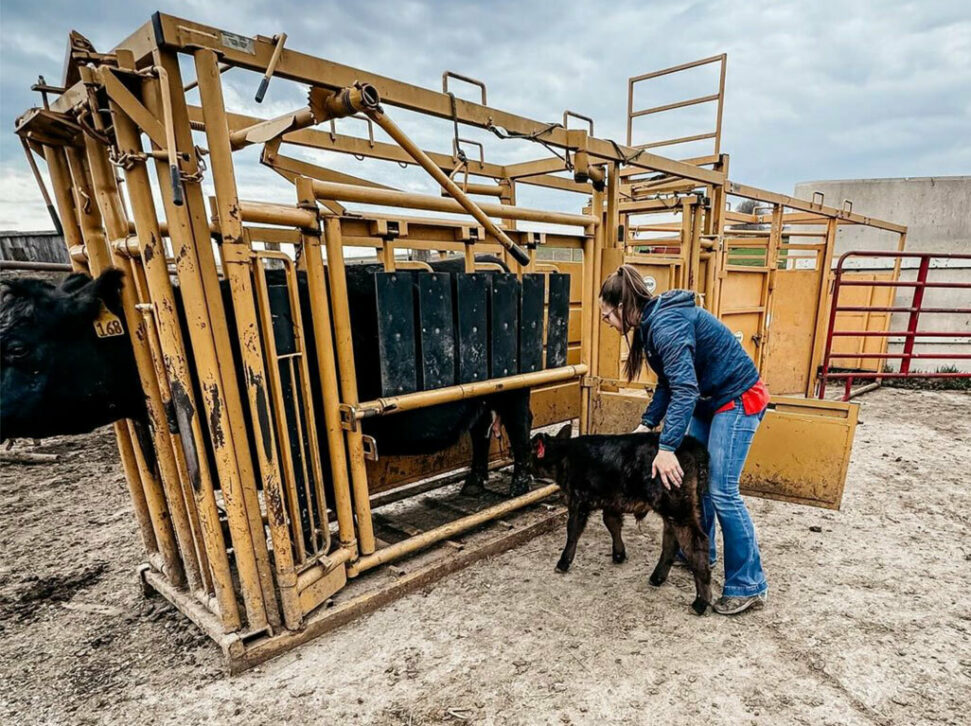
[687,404,768,598]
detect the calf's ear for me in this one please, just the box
[555,424,572,440]
[65,268,125,319]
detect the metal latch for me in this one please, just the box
[338,403,359,432]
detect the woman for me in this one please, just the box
[599,265,769,615]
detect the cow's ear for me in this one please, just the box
[555,424,572,440]
[66,268,125,319]
[58,273,93,294]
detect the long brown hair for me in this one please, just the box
[599,264,654,381]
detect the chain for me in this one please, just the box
[485,119,572,169]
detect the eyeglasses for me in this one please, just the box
[601,303,622,322]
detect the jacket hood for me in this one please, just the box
[641,289,696,327]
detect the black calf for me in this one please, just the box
[530,424,712,615]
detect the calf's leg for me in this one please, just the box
[673,523,712,615]
[602,509,626,564]
[556,502,590,573]
[460,411,492,495]
[650,519,679,586]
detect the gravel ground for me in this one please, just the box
[1,387,968,725]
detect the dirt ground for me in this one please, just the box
[1,387,969,725]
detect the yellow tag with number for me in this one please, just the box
[93,303,125,338]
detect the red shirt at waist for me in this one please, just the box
[715,379,770,416]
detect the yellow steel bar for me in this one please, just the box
[40,146,83,250]
[63,143,187,587]
[190,105,589,194]
[166,50,283,630]
[591,166,616,386]
[579,235,595,434]
[262,146,395,191]
[322,215,376,555]
[355,365,586,418]
[637,131,717,151]
[714,55,727,155]
[629,53,727,84]
[114,407,160,558]
[755,204,784,369]
[689,203,704,302]
[83,131,207,593]
[237,200,318,228]
[128,261,214,596]
[678,199,691,289]
[498,176,516,271]
[111,100,242,631]
[726,181,907,233]
[141,15,724,184]
[630,93,721,119]
[194,48,303,629]
[294,179,357,552]
[184,61,230,92]
[349,484,561,575]
[806,218,840,397]
[150,50,277,630]
[709,155,729,315]
[363,106,530,268]
[310,179,596,228]
[99,67,166,148]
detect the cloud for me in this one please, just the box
[1,0,968,232]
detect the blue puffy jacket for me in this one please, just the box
[640,290,760,451]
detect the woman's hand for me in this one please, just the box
[632,423,651,433]
[652,450,683,489]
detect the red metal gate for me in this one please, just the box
[818,251,971,400]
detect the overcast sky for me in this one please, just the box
[1,0,968,231]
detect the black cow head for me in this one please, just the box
[0,269,144,440]
[529,423,572,480]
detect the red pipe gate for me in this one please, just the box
[818,251,971,400]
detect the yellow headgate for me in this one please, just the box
[12,15,906,670]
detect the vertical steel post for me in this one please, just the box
[900,255,931,375]
[817,253,844,399]
[295,177,357,553]
[322,215,376,556]
[110,100,241,631]
[193,48,304,629]
[147,51,277,630]
[82,130,205,593]
[808,218,840,397]
[63,143,186,587]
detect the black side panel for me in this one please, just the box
[416,272,455,391]
[375,271,418,396]
[519,274,545,374]
[489,273,520,378]
[453,273,489,384]
[546,273,570,368]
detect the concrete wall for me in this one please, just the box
[794,177,970,372]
